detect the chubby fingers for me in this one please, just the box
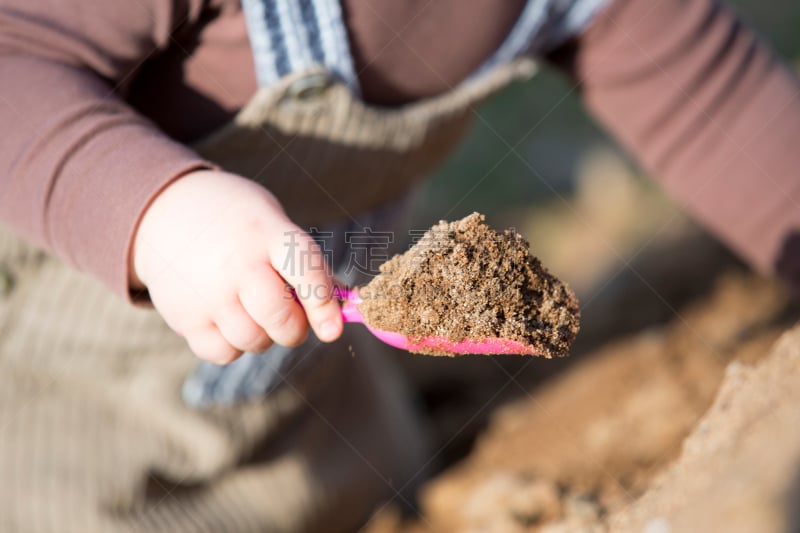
[181,222,343,364]
[185,325,242,365]
[239,266,310,348]
[186,279,305,365]
[268,224,343,342]
[213,297,274,353]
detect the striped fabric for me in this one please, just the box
[240,0,611,95]
[240,0,359,92]
[470,0,611,80]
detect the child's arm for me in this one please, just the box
[0,0,342,363]
[549,0,800,289]
[0,0,209,297]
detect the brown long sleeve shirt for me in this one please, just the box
[1,0,798,298]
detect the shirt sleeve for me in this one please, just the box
[548,0,800,291]
[0,0,214,302]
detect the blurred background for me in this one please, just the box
[413,0,800,296]
[374,2,800,532]
[416,0,800,223]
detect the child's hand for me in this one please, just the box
[130,170,343,364]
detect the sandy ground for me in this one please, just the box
[364,160,800,532]
[366,268,797,533]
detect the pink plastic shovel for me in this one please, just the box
[336,288,544,356]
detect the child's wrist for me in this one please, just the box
[128,174,186,292]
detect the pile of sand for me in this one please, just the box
[357,213,580,357]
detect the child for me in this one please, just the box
[0,0,798,531]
